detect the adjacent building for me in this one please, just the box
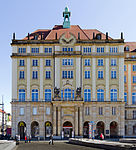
[11,7,126,139]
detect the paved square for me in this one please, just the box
[15,142,104,150]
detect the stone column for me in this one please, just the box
[74,107,78,136]
[119,58,124,101]
[27,58,30,101]
[80,106,83,136]
[105,58,109,101]
[12,58,17,101]
[128,64,132,105]
[92,58,96,101]
[58,106,61,136]
[53,106,56,135]
[40,58,43,101]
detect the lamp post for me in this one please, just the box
[0,96,4,136]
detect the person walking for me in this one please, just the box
[25,135,27,143]
[49,134,54,145]
[29,135,31,143]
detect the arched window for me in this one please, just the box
[97,89,104,102]
[110,89,117,102]
[19,89,25,102]
[45,89,51,102]
[132,93,136,104]
[64,89,71,100]
[84,89,91,102]
[32,89,38,102]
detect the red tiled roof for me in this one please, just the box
[23,25,112,40]
[125,42,136,52]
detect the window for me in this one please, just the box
[32,60,38,66]
[62,71,73,79]
[46,107,50,115]
[133,111,136,119]
[31,48,39,53]
[110,89,117,102]
[98,59,103,66]
[84,89,91,102]
[124,65,127,71]
[133,65,136,71]
[45,89,51,101]
[72,90,74,100]
[85,107,90,115]
[110,47,117,53]
[64,89,71,100]
[20,107,24,115]
[133,126,136,134]
[124,93,127,103]
[97,89,104,102]
[97,47,104,53]
[19,89,25,101]
[46,60,51,66]
[61,90,63,100]
[111,59,117,66]
[45,71,51,79]
[85,71,90,79]
[62,47,73,52]
[62,59,73,66]
[33,107,37,115]
[84,59,90,66]
[124,76,126,83]
[98,71,103,79]
[112,107,116,115]
[18,48,26,53]
[99,107,103,115]
[132,93,136,104]
[19,60,24,66]
[32,89,38,102]
[83,47,91,53]
[32,71,38,79]
[19,71,24,79]
[45,47,52,53]
[133,76,136,83]
[111,71,116,79]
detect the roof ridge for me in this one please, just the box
[77,25,90,40]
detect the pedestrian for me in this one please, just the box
[51,134,54,145]
[49,134,54,145]
[49,134,51,145]
[25,135,27,143]
[100,133,104,140]
[29,135,31,143]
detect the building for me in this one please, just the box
[124,42,136,137]
[11,7,125,140]
[0,109,11,135]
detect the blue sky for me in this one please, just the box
[0,0,136,113]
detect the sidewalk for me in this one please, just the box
[0,140,16,150]
[69,138,136,150]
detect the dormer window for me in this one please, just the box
[125,46,129,51]
[96,34,101,40]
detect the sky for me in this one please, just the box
[0,0,136,113]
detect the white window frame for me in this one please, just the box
[33,107,37,115]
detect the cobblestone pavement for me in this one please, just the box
[15,141,104,150]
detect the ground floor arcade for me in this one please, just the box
[11,101,125,139]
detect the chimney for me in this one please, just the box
[106,32,108,40]
[78,32,80,40]
[93,32,95,39]
[55,32,57,40]
[41,33,42,40]
[28,33,30,40]
[121,32,123,39]
[13,33,15,40]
